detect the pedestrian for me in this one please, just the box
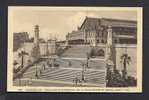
[74,76,78,86]
[68,61,72,67]
[43,64,45,70]
[82,71,85,82]
[78,79,82,86]
[35,71,39,79]
[39,69,42,75]
[47,61,49,66]
[28,78,31,85]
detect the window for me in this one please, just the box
[97,40,99,43]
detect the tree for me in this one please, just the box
[106,68,126,87]
[120,54,131,79]
[18,50,29,68]
[56,47,64,56]
[126,76,137,86]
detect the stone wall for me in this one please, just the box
[90,44,137,78]
[23,42,56,56]
[13,42,56,68]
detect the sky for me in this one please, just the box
[9,7,138,41]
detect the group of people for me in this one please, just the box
[34,59,55,79]
[73,72,86,86]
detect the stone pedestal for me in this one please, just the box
[105,26,114,70]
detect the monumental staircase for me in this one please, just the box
[21,64,106,87]
[61,45,92,58]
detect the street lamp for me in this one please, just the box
[81,63,86,83]
[18,48,28,68]
[35,64,38,79]
[86,52,90,68]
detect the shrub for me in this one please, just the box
[56,47,64,56]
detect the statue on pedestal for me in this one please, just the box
[106,26,114,69]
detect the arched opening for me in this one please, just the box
[97,49,105,56]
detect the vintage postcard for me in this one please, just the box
[7,6,142,92]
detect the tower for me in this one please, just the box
[34,25,39,44]
[31,25,40,60]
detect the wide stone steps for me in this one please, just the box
[22,64,44,78]
[62,45,91,58]
[39,68,106,85]
[84,71,106,83]
[40,70,81,82]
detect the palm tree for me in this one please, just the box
[18,50,29,68]
[120,53,131,79]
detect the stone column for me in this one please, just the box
[83,30,86,44]
[93,31,97,46]
[53,39,56,54]
[65,33,69,46]
[46,41,49,56]
[106,26,114,68]
[107,26,112,46]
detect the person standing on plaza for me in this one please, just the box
[43,63,46,70]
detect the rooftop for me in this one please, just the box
[80,17,137,29]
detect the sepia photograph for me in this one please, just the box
[7,7,142,92]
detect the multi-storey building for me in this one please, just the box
[66,17,137,46]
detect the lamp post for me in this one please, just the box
[81,63,86,82]
[86,52,90,68]
[18,48,28,68]
[35,64,38,79]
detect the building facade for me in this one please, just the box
[66,30,84,44]
[66,17,137,46]
[66,17,137,78]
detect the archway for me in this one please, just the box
[97,49,105,56]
